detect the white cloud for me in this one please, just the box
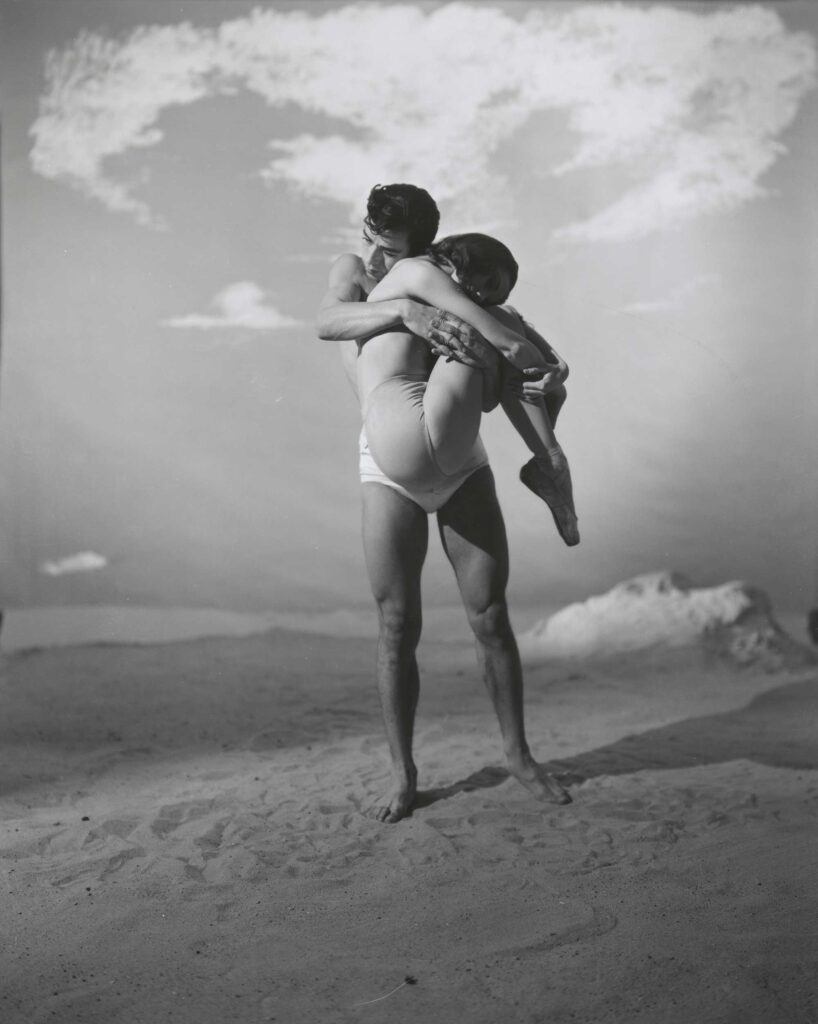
[31,25,220,228]
[40,552,108,576]
[615,275,720,315]
[30,3,816,242]
[162,281,301,330]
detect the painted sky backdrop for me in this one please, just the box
[1,0,816,620]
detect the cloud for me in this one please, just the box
[30,4,816,242]
[615,275,720,315]
[40,552,108,576]
[31,25,220,228]
[162,281,301,330]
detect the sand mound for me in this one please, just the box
[520,571,815,669]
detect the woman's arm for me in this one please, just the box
[520,317,568,382]
[316,254,495,363]
[369,260,548,370]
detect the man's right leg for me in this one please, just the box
[361,481,428,823]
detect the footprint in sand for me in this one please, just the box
[392,821,459,866]
[193,819,228,859]
[95,817,140,840]
[150,799,216,839]
[635,819,684,844]
[49,843,146,889]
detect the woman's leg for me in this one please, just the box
[545,383,567,427]
[500,387,580,546]
[364,359,495,487]
[500,390,561,460]
[421,357,487,475]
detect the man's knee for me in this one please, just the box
[376,601,422,652]
[466,600,514,647]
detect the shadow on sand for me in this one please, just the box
[415,676,818,811]
[414,765,511,809]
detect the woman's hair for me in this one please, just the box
[428,233,519,303]
[365,184,440,255]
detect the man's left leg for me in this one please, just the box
[437,466,570,804]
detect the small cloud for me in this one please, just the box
[162,282,302,330]
[41,552,108,577]
[615,275,719,315]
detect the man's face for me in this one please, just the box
[360,225,412,282]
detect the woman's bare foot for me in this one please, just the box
[507,752,572,805]
[367,770,418,824]
[520,455,580,547]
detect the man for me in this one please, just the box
[317,183,570,822]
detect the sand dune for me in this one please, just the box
[521,571,815,670]
[1,611,817,1023]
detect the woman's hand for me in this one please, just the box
[512,353,569,402]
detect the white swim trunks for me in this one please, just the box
[359,427,489,514]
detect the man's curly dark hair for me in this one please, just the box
[365,184,440,256]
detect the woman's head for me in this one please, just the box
[429,233,519,306]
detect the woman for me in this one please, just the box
[358,233,579,545]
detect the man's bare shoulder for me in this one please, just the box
[323,252,369,305]
[329,252,366,283]
[331,252,365,271]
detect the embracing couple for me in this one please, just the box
[317,184,578,822]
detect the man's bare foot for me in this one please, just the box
[507,752,572,805]
[367,772,417,824]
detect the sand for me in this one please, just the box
[1,623,817,1023]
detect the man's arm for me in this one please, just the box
[316,253,495,369]
[316,255,409,341]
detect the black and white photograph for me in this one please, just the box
[1,1,816,1021]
